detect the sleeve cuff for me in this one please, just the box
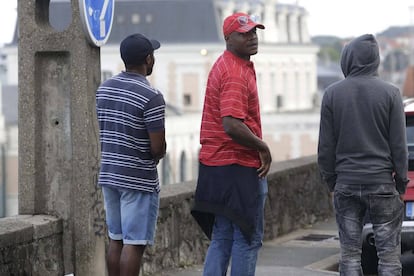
[395,175,410,194]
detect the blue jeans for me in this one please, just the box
[334,184,403,276]
[203,178,268,276]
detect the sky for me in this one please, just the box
[0,0,414,45]
[289,0,414,38]
[1,0,17,45]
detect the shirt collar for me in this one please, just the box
[224,50,254,67]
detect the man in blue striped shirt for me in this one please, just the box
[96,33,166,276]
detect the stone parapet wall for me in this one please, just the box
[143,155,333,274]
[0,156,332,275]
[264,155,333,240]
[143,179,206,274]
[0,215,63,275]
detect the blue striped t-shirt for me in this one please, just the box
[96,71,165,192]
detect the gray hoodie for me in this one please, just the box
[317,34,409,193]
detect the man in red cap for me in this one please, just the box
[191,12,272,276]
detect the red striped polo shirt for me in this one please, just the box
[199,50,262,168]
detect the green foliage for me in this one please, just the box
[318,46,341,62]
[312,36,345,63]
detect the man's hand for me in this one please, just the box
[222,116,272,177]
[257,145,272,178]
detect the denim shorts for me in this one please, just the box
[102,185,160,245]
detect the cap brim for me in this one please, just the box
[150,39,161,50]
[236,23,265,33]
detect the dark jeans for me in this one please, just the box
[334,184,404,276]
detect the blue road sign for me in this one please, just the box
[79,0,115,47]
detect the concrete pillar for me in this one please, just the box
[18,0,105,275]
[238,0,250,14]
[277,7,288,43]
[251,3,265,43]
[299,13,311,43]
[222,0,235,18]
[288,10,300,43]
[263,0,278,43]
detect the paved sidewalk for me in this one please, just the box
[157,217,340,276]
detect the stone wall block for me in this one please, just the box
[2,154,332,275]
[0,215,63,275]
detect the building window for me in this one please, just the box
[276,95,283,108]
[298,16,303,43]
[217,8,223,21]
[101,70,113,82]
[182,73,199,110]
[257,73,262,94]
[282,72,287,95]
[145,14,153,23]
[271,72,276,96]
[161,154,171,186]
[286,14,291,43]
[295,71,300,106]
[184,94,191,106]
[117,15,125,24]
[131,14,140,24]
[180,151,186,182]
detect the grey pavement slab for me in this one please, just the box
[157,217,341,275]
[156,266,338,276]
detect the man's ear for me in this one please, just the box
[145,54,152,65]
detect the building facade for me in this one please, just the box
[1,0,320,215]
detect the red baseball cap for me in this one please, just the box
[223,12,265,37]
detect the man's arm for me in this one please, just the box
[222,116,272,177]
[317,94,337,192]
[389,93,409,194]
[149,130,166,163]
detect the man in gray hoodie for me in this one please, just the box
[318,34,409,275]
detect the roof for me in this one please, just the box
[11,0,222,45]
[403,66,414,98]
[317,63,343,91]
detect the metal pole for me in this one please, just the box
[0,144,6,217]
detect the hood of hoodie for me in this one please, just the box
[340,34,380,78]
